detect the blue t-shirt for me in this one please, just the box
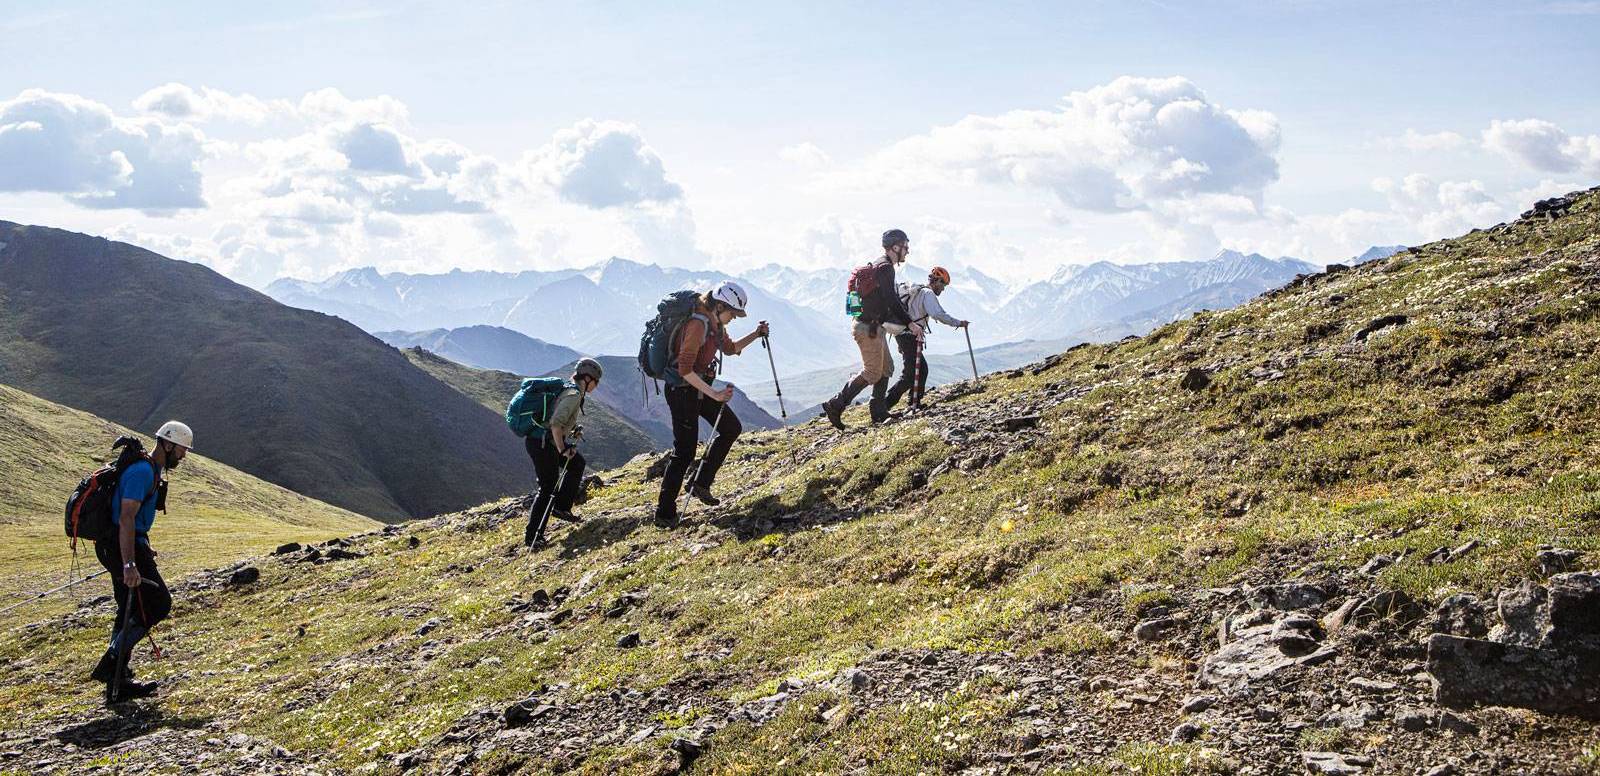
[112,459,163,540]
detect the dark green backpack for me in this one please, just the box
[506,377,571,438]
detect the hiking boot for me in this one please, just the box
[89,650,133,683]
[551,508,581,524]
[823,377,870,431]
[868,398,889,424]
[106,678,158,705]
[653,506,680,529]
[687,484,720,507]
[821,399,846,430]
[527,534,550,551]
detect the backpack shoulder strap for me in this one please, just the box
[901,284,927,322]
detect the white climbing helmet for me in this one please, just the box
[711,280,748,317]
[155,420,194,451]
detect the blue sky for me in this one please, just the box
[2,0,1597,286]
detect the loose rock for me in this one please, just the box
[1133,617,1179,642]
[1302,751,1373,775]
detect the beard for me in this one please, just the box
[161,442,184,470]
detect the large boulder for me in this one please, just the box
[1427,634,1600,719]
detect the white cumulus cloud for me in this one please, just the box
[842,76,1281,215]
[133,83,285,124]
[0,89,207,213]
[1483,118,1600,176]
[523,119,683,209]
[1374,174,1509,238]
[296,87,409,125]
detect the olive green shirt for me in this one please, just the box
[547,387,583,435]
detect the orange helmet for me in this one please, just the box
[929,266,952,285]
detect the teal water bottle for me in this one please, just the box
[845,290,862,318]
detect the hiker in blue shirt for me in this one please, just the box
[91,421,192,704]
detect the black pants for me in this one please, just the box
[525,434,586,541]
[95,539,170,655]
[884,331,927,411]
[657,385,741,514]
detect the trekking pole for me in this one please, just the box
[0,569,110,617]
[533,453,574,546]
[760,332,787,419]
[682,400,728,514]
[964,326,980,385]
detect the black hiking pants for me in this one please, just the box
[94,538,171,656]
[525,434,586,542]
[884,331,927,411]
[657,384,741,515]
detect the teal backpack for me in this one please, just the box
[506,377,571,438]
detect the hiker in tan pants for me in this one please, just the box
[822,229,915,428]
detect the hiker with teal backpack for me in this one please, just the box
[637,281,767,528]
[72,421,192,704]
[507,358,603,548]
[821,229,915,429]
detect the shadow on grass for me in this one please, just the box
[55,705,211,750]
[549,506,655,560]
[706,480,863,541]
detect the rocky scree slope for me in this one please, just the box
[2,190,1600,774]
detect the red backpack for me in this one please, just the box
[848,260,884,298]
[64,436,153,551]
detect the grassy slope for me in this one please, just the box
[0,221,529,521]
[2,191,1600,772]
[748,336,1090,420]
[402,347,658,470]
[0,384,377,626]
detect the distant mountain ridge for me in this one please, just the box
[268,258,851,384]
[0,221,530,522]
[401,347,657,470]
[267,247,1390,400]
[375,326,580,377]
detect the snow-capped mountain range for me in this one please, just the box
[266,247,1390,389]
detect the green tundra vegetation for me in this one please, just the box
[0,383,377,627]
[1,190,1598,772]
